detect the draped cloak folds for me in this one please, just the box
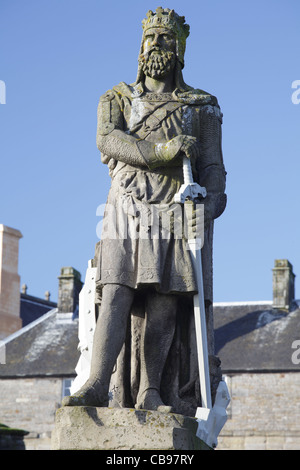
[93,81,226,415]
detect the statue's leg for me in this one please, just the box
[135,291,178,412]
[63,283,134,407]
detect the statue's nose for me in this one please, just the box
[151,33,160,47]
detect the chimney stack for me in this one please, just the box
[272,259,295,311]
[57,267,82,314]
[0,225,23,339]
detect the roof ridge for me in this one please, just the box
[213,300,272,307]
[21,297,57,308]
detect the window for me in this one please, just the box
[62,378,74,398]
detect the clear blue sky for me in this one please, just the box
[1,0,299,303]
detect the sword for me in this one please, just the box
[174,156,230,448]
[174,156,212,411]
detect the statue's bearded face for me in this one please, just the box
[139,27,176,79]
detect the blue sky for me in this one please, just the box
[1,0,299,303]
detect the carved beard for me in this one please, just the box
[139,48,176,79]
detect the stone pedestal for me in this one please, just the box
[51,407,211,450]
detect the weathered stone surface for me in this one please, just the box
[57,267,83,314]
[51,407,211,450]
[65,7,226,417]
[272,259,295,311]
[0,225,23,339]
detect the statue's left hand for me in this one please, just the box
[154,135,200,171]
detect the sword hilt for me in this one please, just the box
[183,156,194,185]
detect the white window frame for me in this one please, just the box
[62,378,74,399]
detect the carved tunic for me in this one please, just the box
[96,81,226,301]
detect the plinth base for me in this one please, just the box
[51,407,211,450]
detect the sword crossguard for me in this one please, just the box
[174,182,207,204]
[174,157,207,203]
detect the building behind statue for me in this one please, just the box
[0,224,299,450]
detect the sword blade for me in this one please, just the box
[188,238,212,410]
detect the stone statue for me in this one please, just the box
[63,7,226,416]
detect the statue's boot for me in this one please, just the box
[135,387,173,413]
[62,379,108,407]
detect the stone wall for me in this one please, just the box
[218,372,300,450]
[0,377,62,450]
[0,373,299,450]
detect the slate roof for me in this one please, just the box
[0,309,80,378]
[1,299,300,379]
[214,301,300,372]
[20,293,57,327]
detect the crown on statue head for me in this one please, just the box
[142,7,190,39]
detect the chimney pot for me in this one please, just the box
[45,290,50,301]
[21,284,28,294]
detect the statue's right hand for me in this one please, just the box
[154,135,200,164]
